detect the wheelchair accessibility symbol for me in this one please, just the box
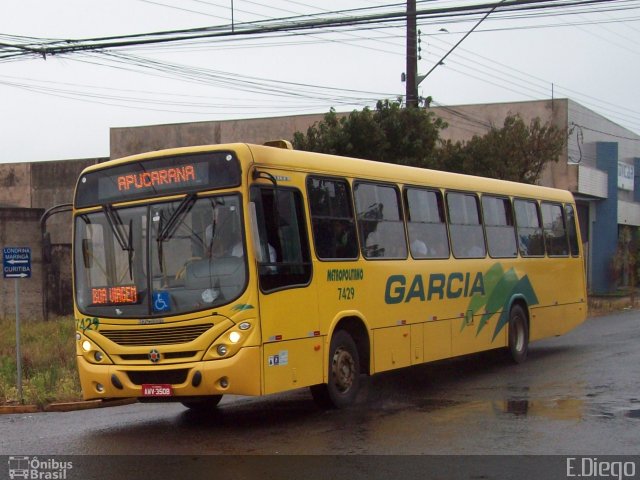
[152,292,171,312]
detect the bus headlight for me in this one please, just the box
[229,331,241,344]
[77,334,112,364]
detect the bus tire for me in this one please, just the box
[310,330,360,409]
[181,395,223,411]
[508,304,529,364]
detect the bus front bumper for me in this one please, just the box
[77,346,262,400]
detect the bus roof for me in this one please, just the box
[84,143,574,204]
[245,143,574,203]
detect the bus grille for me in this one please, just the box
[119,351,198,361]
[101,324,213,346]
[127,369,189,385]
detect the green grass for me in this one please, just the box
[0,316,82,407]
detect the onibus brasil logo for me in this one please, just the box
[8,456,73,479]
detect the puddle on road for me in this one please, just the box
[624,409,640,419]
[404,396,586,422]
[501,398,584,420]
[490,397,639,421]
[414,398,462,412]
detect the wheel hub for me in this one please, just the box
[331,347,355,393]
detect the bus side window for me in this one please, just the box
[404,187,449,259]
[446,192,486,259]
[514,199,545,257]
[482,195,517,258]
[354,182,407,259]
[307,176,359,260]
[541,202,569,256]
[250,186,312,292]
[565,204,580,256]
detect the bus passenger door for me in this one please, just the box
[250,185,323,394]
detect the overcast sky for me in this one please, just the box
[1,0,639,163]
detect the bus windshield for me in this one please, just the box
[74,194,247,318]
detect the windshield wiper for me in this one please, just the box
[156,193,197,275]
[102,204,134,280]
[157,193,197,243]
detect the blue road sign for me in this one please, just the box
[3,247,31,279]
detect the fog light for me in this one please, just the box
[82,340,91,352]
[229,331,241,344]
[96,383,104,393]
[94,351,104,362]
[238,322,251,331]
[219,377,229,388]
[216,345,228,356]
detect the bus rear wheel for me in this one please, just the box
[507,304,529,364]
[310,330,360,409]
[181,395,223,411]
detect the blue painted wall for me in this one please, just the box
[634,158,640,203]
[592,142,619,293]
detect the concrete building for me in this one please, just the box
[0,158,103,320]
[1,97,638,320]
[433,99,640,294]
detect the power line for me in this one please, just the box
[570,122,640,141]
[1,0,630,59]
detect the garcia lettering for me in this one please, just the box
[385,272,485,304]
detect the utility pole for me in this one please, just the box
[406,0,419,108]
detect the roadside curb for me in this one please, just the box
[0,398,137,414]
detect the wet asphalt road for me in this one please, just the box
[1,310,639,459]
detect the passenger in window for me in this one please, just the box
[205,224,243,258]
[431,236,449,258]
[333,221,352,258]
[410,238,428,257]
[263,243,277,264]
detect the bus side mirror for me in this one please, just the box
[43,232,52,264]
[82,239,93,268]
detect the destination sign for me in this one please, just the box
[91,285,139,305]
[116,164,198,192]
[98,161,208,201]
[75,151,242,208]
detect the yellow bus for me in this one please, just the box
[72,141,587,409]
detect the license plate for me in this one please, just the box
[142,384,173,397]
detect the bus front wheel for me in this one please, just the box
[310,330,360,409]
[508,304,529,364]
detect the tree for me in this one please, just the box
[293,104,564,185]
[433,114,565,184]
[292,100,447,168]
